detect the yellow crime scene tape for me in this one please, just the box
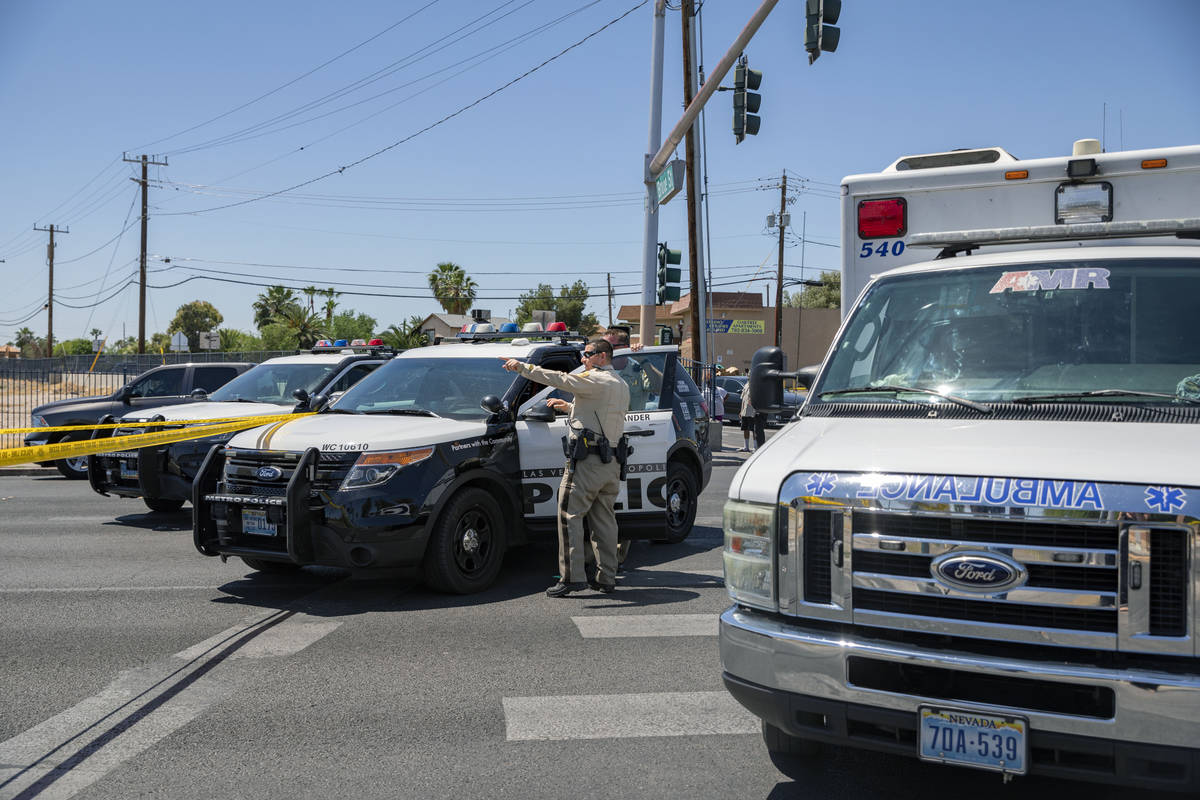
[0,413,314,468]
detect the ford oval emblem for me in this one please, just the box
[930,551,1027,594]
[256,466,283,481]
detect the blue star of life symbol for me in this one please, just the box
[805,473,838,497]
[1144,486,1186,514]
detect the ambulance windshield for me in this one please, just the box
[816,258,1200,405]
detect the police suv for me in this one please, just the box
[89,341,389,513]
[193,330,713,592]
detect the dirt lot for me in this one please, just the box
[1,373,124,449]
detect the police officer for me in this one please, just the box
[500,339,630,596]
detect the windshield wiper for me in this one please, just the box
[1011,389,1200,406]
[820,385,992,414]
[361,408,440,417]
[323,408,360,414]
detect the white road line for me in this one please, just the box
[44,517,122,523]
[502,691,758,741]
[0,609,340,800]
[571,614,717,638]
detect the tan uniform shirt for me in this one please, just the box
[519,362,630,441]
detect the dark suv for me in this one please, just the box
[26,362,253,478]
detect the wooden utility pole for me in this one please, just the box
[34,224,68,357]
[681,0,702,363]
[124,153,168,354]
[607,272,613,327]
[775,170,787,347]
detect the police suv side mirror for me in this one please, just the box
[310,393,333,412]
[521,401,556,423]
[191,388,208,400]
[292,388,310,405]
[480,394,504,415]
[749,346,789,413]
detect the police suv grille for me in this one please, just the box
[222,450,354,495]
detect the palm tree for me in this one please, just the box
[379,316,428,350]
[252,285,299,330]
[320,287,341,323]
[278,305,325,349]
[301,285,320,313]
[427,262,477,315]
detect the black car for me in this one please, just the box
[26,362,254,478]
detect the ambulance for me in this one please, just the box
[720,141,1200,790]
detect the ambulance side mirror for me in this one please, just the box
[749,346,788,413]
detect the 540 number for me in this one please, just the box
[859,240,905,258]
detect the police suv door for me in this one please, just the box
[513,348,672,524]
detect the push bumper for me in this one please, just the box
[193,446,430,569]
[720,605,1200,791]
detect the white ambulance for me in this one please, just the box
[721,141,1200,790]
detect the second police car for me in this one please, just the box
[193,327,713,592]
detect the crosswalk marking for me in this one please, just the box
[173,614,341,661]
[571,614,717,638]
[502,691,758,741]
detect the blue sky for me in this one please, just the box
[1,0,1197,347]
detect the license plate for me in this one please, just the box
[119,461,138,479]
[919,706,1027,775]
[241,508,277,536]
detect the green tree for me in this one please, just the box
[148,332,171,353]
[301,285,320,313]
[167,300,224,350]
[326,311,377,342]
[427,262,477,315]
[15,327,39,358]
[219,329,263,352]
[319,287,341,323]
[107,336,138,354]
[54,338,94,356]
[259,322,298,351]
[514,281,599,335]
[277,305,325,349]
[784,271,840,309]
[378,316,428,350]
[252,285,299,330]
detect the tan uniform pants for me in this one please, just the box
[557,454,621,586]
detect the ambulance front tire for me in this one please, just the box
[241,557,300,574]
[661,460,699,544]
[56,455,89,480]
[144,496,184,513]
[423,487,507,594]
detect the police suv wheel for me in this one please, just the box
[662,461,698,544]
[423,488,507,594]
[144,496,185,513]
[56,455,89,480]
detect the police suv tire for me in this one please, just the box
[661,460,699,544]
[56,455,89,480]
[762,721,820,778]
[423,488,507,594]
[241,557,300,574]
[144,496,185,513]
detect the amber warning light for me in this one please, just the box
[858,197,907,238]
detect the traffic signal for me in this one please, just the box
[656,242,681,304]
[805,0,841,64]
[732,58,762,144]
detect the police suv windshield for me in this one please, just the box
[815,258,1200,406]
[209,363,338,404]
[332,357,515,419]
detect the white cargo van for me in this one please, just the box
[720,141,1200,790]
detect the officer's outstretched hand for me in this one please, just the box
[498,357,522,372]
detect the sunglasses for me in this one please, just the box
[581,350,598,358]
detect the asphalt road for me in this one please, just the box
[0,426,1178,799]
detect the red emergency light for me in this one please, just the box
[858,197,907,239]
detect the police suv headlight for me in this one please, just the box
[723,499,777,611]
[32,415,47,427]
[341,447,434,490]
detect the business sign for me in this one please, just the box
[706,319,765,334]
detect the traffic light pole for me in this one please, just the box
[638,0,668,348]
[681,0,708,366]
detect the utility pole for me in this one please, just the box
[34,224,68,357]
[775,170,787,347]
[606,273,614,327]
[681,0,706,365]
[124,153,168,354]
[638,1,668,349]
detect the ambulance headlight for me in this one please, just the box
[341,447,434,490]
[723,499,777,611]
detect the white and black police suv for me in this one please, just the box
[89,341,390,513]
[193,330,713,592]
